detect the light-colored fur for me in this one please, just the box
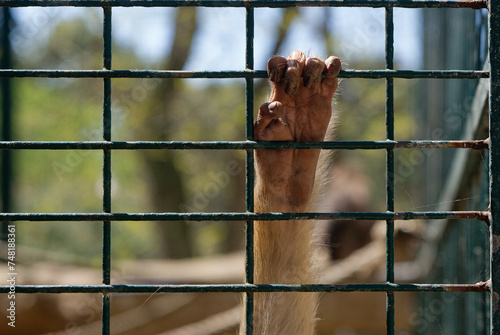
[240,51,341,335]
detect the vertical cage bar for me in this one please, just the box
[245,5,255,335]
[102,6,112,335]
[245,6,255,282]
[1,7,12,241]
[385,6,395,335]
[489,0,500,332]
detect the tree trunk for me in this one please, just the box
[139,8,198,258]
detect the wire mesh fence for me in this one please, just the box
[0,0,497,334]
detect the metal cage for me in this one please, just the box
[0,0,498,334]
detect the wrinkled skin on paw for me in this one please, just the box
[248,51,342,335]
[254,51,341,211]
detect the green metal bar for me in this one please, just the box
[385,6,395,335]
[0,282,490,294]
[0,140,488,150]
[0,211,488,222]
[102,7,112,335]
[489,0,500,332]
[1,7,12,241]
[102,5,112,284]
[338,69,488,79]
[244,6,255,335]
[0,69,489,79]
[0,0,487,9]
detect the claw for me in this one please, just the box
[325,56,342,77]
[267,56,287,83]
[304,57,325,88]
[283,59,302,95]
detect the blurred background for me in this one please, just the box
[0,5,491,335]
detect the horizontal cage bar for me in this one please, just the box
[0,0,487,9]
[0,69,489,79]
[0,282,489,294]
[0,211,488,222]
[0,140,489,150]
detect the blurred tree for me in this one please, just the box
[134,8,198,258]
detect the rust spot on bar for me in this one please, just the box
[494,291,500,312]
[391,211,489,222]
[493,235,500,253]
[462,0,488,9]
[443,281,490,292]
[394,140,489,150]
[469,211,490,223]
